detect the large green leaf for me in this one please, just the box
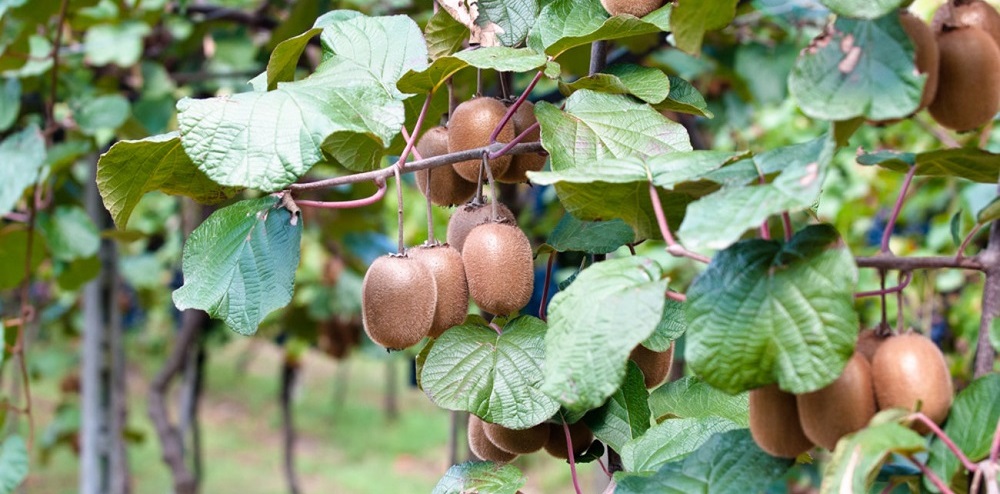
[421,316,559,429]
[643,299,686,352]
[476,0,538,47]
[656,76,713,118]
[789,15,923,121]
[926,374,1000,492]
[83,22,151,67]
[583,361,650,452]
[0,125,44,216]
[96,132,238,228]
[173,197,303,335]
[615,429,793,492]
[540,214,635,255]
[648,376,749,426]
[542,257,668,413]
[397,47,556,95]
[0,227,45,290]
[670,0,738,54]
[858,148,1000,184]
[685,225,860,394]
[425,9,469,60]
[0,78,19,132]
[820,418,926,494]
[527,0,671,57]
[38,206,99,262]
[821,0,907,20]
[0,435,27,494]
[265,10,361,90]
[620,416,741,473]
[432,461,525,494]
[559,64,670,104]
[678,136,835,251]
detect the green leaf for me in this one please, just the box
[476,0,538,47]
[643,299,686,352]
[421,316,559,429]
[560,63,670,104]
[648,376,749,426]
[615,429,793,493]
[74,94,130,135]
[670,0,738,54]
[38,206,100,262]
[2,36,51,77]
[0,125,44,216]
[620,416,741,473]
[172,197,302,335]
[266,28,321,89]
[541,214,635,255]
[0,226,45,289]
[926,374,1000,491]
[789,15,923,121]
[432,461,525,494]
[821,419,926,494]
[0,78,19,132]
[859,148,1000,183]
[55,255,101,291]
[542,257,669,413]
[951,210,964,247]
[583,361,651,452]
[977,196,1000,224]
[655,76,713,118]
[0,435,28,494]
[528,0,671,58]
[685,224,860,394]
[678,136,835,251]
[821,0,906,20]
[425,9,469,60]
[83,22,151,67]
[96,132,238,228]
[397,47,554,95]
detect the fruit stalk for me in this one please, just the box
[562,419,584,494]
[539,252,556,321]
[488,122,541,160]
[854,271,912,299]
[647,182,711,264]
[881,165,918,254]
[394,167,404,254]
[590,40,609,75]
[489,70,544,143]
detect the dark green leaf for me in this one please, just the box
[821,419,926,494]
[685,225,860,394]
[0,78,19,132]
[583,361,651,452]
[528,0,671,57]
[542,214,635,255]
[0,125,44,216]
[977,196,1000,224]
[173,197,303,335]
[83,22,151,67]
[642,299,686,352]
[425,9,469,60]
[477,0,538,47]
[55,256,101,291]
[0,435,27,494]
[648,376,749,426]
[421,316,559,429]
[833,117,865,146]
[821,0,907,20]
[38,206,99,262]
[670,0,738,54]
[926,374,1000,492]
[620,416,741,473]
[432,461,525,494]
[560,63,670,104]
[859,148,1000,183]
[0,227,45,289]
[397,47,555,95]
[655,76,713,118]
[950,210,964,246]
[543,257,668,413]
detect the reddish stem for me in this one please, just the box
[956,222,986,260]
[781,212,793,242]
[488,122,541,160]
[906,455,956,494]
[666,291,687,302]
[596,457,612,479]
[2,212,29,223]
[398,94,433,170]
[401,127,424,161]
[648,182,711,264]
[910,413,978,473]
[881,166,918,254]
[488,322,502,335]
[855,271,913,299]
[759,221,771,240]
[489,70,544,143]
[562,418,583,494]
[540,252,556,322]
[295,180,387,209]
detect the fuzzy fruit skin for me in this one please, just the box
[361,255,437,349]
[462,223,535,315]
[933,0,1000,47]
[415,127,477,206]
[796,353,877,450]
[749,384,814,458]
[498,102,546,183]
[929,27,1000,131]
[446,201,516,252]
[448,97,514,183]
[468,416,517,463]
[482,422,550,454]
[600,0,663,17]
[543,422,593,460]
[630,343,674,389]
[856,328,889,362]
[409,245,469,338]
[900,11,941,110]
[871,333,953,430]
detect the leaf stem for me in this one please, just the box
[957,222,986,260]
[781,212,793,242]
[666,291,687,302]
[909,413,978,473]
[398,94,433,170]
[488,122,541,160]
[562,418,583,494]
[490,70,544,144]
[881,165,918,254]
[989,416,1000,463]
[294,180,387,210]
[2,212,29,223]
[906,454,956,494]
[540,252,556,322]
[647,182,710,264]
[855,271,912,299]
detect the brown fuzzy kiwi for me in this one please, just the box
[409,245,470,338]
[900,11,941,110]
[543,422,593,460]
[749,384,814,458]
[462,223,535,315]
[929,26,1000,131]
[629,343,675,389]
[796,353,877,450]
[482,422,550,454]
[856,328,890,362]
[448,97,515,183]
[446,201,516,252]
[933,0,1000,47]
[415,127,477,207]
[871,332,953,431]
[361,255,437,349]
[498,102,546,183]
[468,416,518,463]
[600,0,664,17]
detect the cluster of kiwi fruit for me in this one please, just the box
[749,331,953,458]
[896,1,1000,131]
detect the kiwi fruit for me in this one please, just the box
[871,332,953,429]
[468,416,518,463]
[856,328,890,362]
[928,26,1000,131]
[543,422,593,460]
[482,422,550,454]
[415,126,477,207]
[629,343,674,389]
[796,353,877,450]
[600,0,664,17]
[749,384,814,458]
[361,255,437,349]
[900,11,941,111]
[462,223,535,315]
[449,97,515,183]
[446,201,516,252]
[933,0,1000,47]
[409,245,469,338]
[497,102,546,184]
